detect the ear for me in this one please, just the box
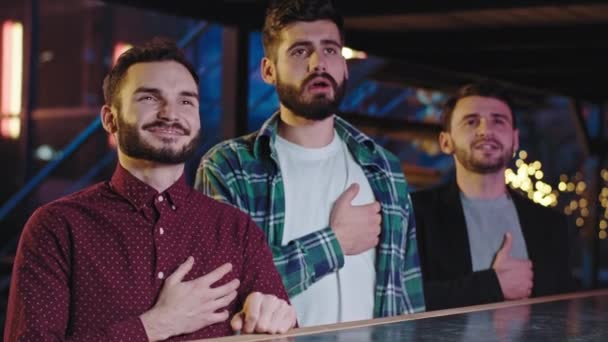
[261,57,276,85]
[513,128,520,154]
[101,105,118,134]
[439,131,454,155]
[343,55,349,80]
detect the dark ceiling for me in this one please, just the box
[104,0,608,102]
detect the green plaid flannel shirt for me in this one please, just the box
[195,113,425,317]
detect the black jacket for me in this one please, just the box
[412,180,576,310]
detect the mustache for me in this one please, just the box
[142,120,190,135]
[301,72,338,90]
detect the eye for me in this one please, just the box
[181,99,195,106]
[494,117,508,126]
[465,118,478,126]
[138,95,157,102]
[325,47,339,55]
[290,47,309,57]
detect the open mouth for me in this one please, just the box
[306,77,332,93]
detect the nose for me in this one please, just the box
[475,118,489,136]
[158,99,179,121]
[308,50,327,73]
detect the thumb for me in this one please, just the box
[335,183,360,207]
[230,311,244,332]
[497,232,513,258]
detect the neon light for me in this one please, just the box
[1,21,12,114]
[1,20,23,139]
[1,115,19,139]
[112,42,133,65]
[6,116,19,138]
[9,21,23,115]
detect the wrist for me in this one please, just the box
[140,307,173,342]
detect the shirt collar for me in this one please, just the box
[109,164,190,211]
[253,111,378,163]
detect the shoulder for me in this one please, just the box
[201,132,258,165]
[511,190,566,223]
[22,182,107,238]
[198,132,270,179]
[411,182,450,207]
[35,182,107,217]
[373,143,402,168]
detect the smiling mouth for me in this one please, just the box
[472,140,502,152]
[144,123,189,137]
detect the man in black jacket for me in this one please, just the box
[412,82,576,310]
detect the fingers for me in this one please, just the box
[206,310,230,326]
[208,288,238,313]
[245,295,295,335]
[356,201,381,214]
[231,311,244,331]
[208,278,240,299]
[166,256,194,285]
[275,301,297,334]
[243,292,263,333]
[234,293,295,335]
[255,295,281,333]
[197,263,233,287]
[358,202,381,227]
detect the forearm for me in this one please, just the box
[424,270,504,310]
[272,227,344,297]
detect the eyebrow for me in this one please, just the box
[287,39,342,52]
[321,39,342,48]
[133,87,199,99]
[460,113,512,122]
[133,87,162,96]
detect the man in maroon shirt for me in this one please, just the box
[4,38,296,341]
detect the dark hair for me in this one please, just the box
[441,82,516,131]
[262,0,344,61]
[102,37,198,110]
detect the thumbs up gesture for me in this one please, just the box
[330,183,382,255]
[492,232,534,300]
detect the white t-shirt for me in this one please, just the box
[275,132,376,327]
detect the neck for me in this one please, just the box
[118,152,184,193]
[277,106,335,148]
[455,163,508,199]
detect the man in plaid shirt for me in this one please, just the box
[195,0,425,326]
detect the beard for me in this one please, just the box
[115,113,200,164]
[276,71,346,121]
[453,137,513,174]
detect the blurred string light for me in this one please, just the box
[555,172,587,229]
[505,150,557,208]
[506,150,594,235]
[598,169,608,239]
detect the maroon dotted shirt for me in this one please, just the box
[5,165,289,341]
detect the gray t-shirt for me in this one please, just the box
[460,192,528,272]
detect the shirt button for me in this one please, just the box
[171,205,176,210]
[159,227,164,235]
[157,272,165,279]
[157,195,164,202]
